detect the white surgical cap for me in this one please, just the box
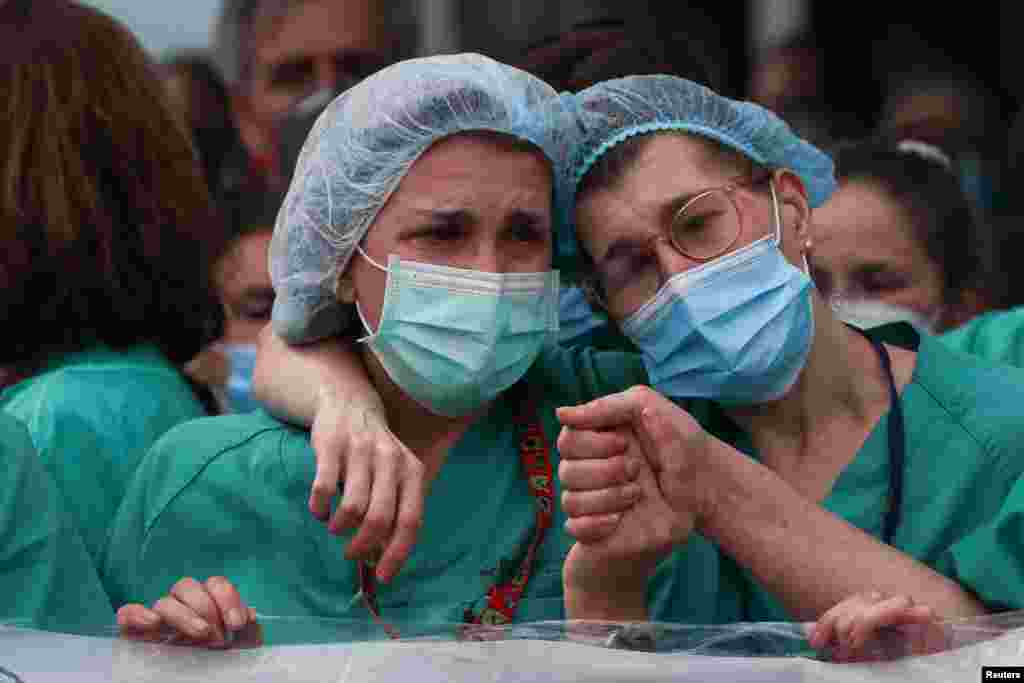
[556,75,837,272]
[269,53,567,344]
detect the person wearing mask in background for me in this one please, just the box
[251,75,1024,641]
[808,137,998,335]
[186,188,283,414]
[211,0,417,189]
[876,54,1008,219]
[0,0,225,569]
[0,413,113,632]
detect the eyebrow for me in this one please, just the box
[408,208,549,225]
[852,262,893,275]
[508,208,549,227]
[411,208,471,224]
[599,235,650,265]
[594,191,700,264]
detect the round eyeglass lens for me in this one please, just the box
[670,190,742,261]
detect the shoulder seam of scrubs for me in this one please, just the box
[909,366,990,457]
[143,425,288,537]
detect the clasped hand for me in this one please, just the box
[556,386,721,599]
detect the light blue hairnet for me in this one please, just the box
[269,53,568,344]
[557,75,837,273]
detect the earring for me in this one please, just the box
[335,276,356,303]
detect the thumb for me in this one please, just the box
[635,405,681,473]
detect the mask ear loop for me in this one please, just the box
[771,177,814,277]
[356,244,389,273]
[353,245,391,342]
[768,178,783,248]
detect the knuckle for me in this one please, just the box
[396,514,423,533]
[205,576,233,594]
[378,444,401,463]
[173,576,199,593]
[153,597,177,615]
[561,492,580,516]
[362,514,390,535]
[405,457,425,477]
[339,499,367,519]
[311,481,336,497]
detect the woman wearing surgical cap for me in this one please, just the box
[109,55,720,646]
[262,75,1024,637]
[809,137,996,334]
[0,414,113,632]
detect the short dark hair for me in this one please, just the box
[572,132,761,292]
[0,1,226,371]
[576,132,758,204]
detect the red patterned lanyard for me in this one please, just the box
[357,387,554,638]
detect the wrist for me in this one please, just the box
[564,581,648,622]
[317,379,386,418]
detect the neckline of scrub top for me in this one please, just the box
[694,322,920,512]
[280,388,531,598]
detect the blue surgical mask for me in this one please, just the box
[620,182,814,404]
[220,343,262,413]
[558,285,610,347]
[355,249,560,417]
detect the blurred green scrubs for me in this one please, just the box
[1,345,207,567]
[0,413,113,631]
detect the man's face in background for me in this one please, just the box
[234,0,396,165]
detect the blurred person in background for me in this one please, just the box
[160,51,250,199]
[0,0,225,571]
[517,15,721,352]
[187,187,284,414]
[747,31,868,149]
[518,16,723,94]
[878,62,1008,219]
[0,412,114,631]
[212,0,417,188]
[808,137,998,334]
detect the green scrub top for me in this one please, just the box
[940,306,1024,366]
[0,345,208,568]
[0,413,114,632]
[699,326,1024,620]
[103,346,732,640]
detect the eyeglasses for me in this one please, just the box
[584,174,775,317]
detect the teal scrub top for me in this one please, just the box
[940,306,1024,367]
[0,345,207,567]
[699,326,1024,620]
[0,413,114,632]
[103,346,733,640]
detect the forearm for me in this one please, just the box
[703,451,988,621]
[252,325,383,427]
